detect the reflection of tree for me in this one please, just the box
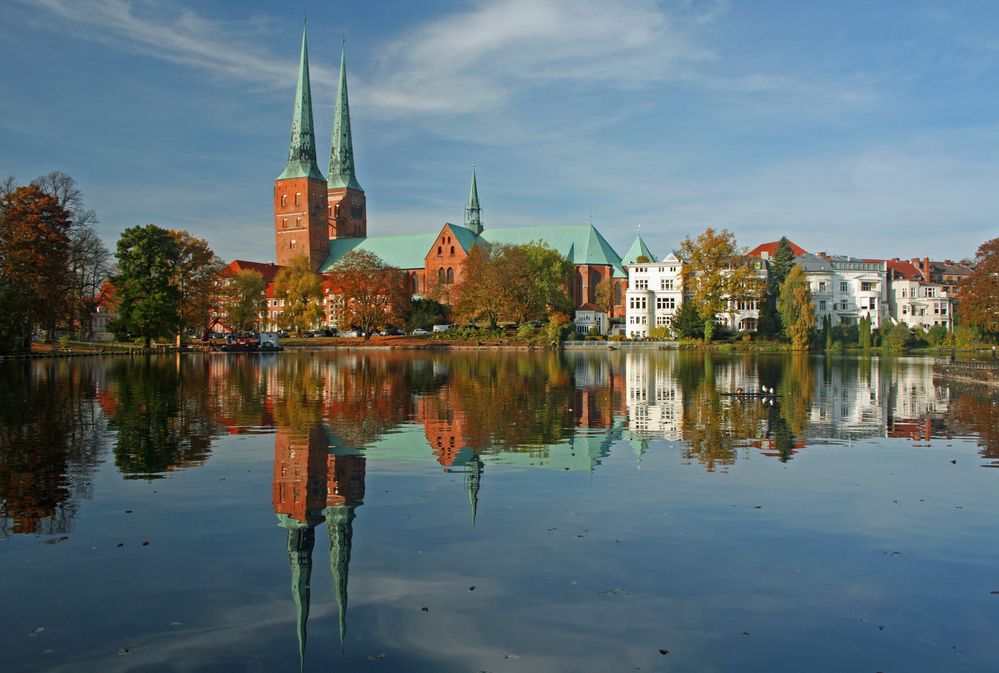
[0,361,106,536]
[447,353,574,452]
[104,357,216,479]
[320,356,414,447]
[778,354,814,437]
[948,393,999,466]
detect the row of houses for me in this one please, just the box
[617,239,972,339]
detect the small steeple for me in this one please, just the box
[465,456,482,528]
[278,25,324,182]
[328,44,362,191]
[287,526,316,673]
[464,165,482,235]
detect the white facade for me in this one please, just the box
[624,253,684,338]
[798,256,889,329]
[574,307,609,336]
[888,275,954,331]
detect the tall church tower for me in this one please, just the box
[327,46,367,239]
[274,26,329,271]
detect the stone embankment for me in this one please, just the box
[932,359,999,388]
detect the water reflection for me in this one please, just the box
[3,352,998,540]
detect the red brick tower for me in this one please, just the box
[274,26,329,271]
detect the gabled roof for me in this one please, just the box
[319,232,440,271]
[747,240,808,259]
[227,259,284,284]
[445,223,478,253]
[621,235,655,265]
[866,259,924,281]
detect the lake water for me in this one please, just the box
[1,351,998,672]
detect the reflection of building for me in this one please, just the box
[625,353,684,440]
[272,424,365,665]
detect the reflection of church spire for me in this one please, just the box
[285,524,316,673]
[326,504,355,649]
[465,455,482,528]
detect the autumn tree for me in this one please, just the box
[110,225,182,347]
[522,242,575,320]
[0,185,72,352]
[224,269,267,333]
[273,255,325,336]
[169,230,223,342]
[679,228,763,341]
[776,265,815,350]
[454,245,504,327]
[594,278,617,316]
[327,249,411,338]
[958,237,999,337]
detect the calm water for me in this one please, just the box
[1,351,998,673]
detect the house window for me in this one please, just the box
[840,281,848,292]
[818,281,828,293]
[656,297,675,310]
[925,287,935,297]
[661,279,674,290]
[819,300,826,311]
[635,278,648,290]
[861,281,876,292]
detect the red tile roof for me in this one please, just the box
[224,260,284,284]
[747,240,808,259]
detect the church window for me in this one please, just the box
[295,192,301,205]
[438,268,446,284]
[296,217,302,227]
[447,267,454,284]
[437,246,442,257]
[281,195,288,207]
[290,239,296,250]
[450,245,455,256]
[282,218,288,229]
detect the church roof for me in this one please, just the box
[327,46,362,191]
[319,223,627,276]
[621,235,655,265]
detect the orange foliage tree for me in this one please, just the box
[0,184,72,351]
[327,250,411,338]
[958,237,999,337]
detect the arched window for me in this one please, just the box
[439,268,446,284]
[290,239,297,250]
[450,245,455,256]
[281,195,288,207]
[294,192,301,206]
[446,267,454,284]
[437,246,443,256]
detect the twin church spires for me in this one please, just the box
[275,25,365,271]
[274,26,483,271]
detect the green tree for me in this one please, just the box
[858,316,872,350]
[770,237,796,288]
[672,300,703,339]
[407,297,449,331]
[327,249,411,338]
[957,237,999,337]
[454,245,503,327]
[823,314,833,350]
[881,322,912,351]
[224,269,267,333]
[776,266,815,350]
[169,230,223,342]
[0,185,73,352]
[594,278,617,316]
[110,225,181,347]
[274,255,325,336]
[679,228,763,341]
[523,242,575,320]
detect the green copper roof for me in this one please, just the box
[622,235,655,265]
[327,505,355,648]
[328,46,362,191]
[481,225,628,278]
[319,231,440,272]
[465,166,482,234]
[278,26,325,182]
[319,223,627,276]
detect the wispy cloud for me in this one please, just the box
[17,0,335,89]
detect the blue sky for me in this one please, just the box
[1,0,997,263]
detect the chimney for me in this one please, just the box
[922,257,931,279]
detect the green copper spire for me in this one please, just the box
[464,165,482,235]
[278,25,325,182]
[287,526,316,673]
[465,456,482,528]
[328,45,363,191]
[327,505,356,650]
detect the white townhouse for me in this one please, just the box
[797,255,889,328]
[625,252,685,338]
[883,259,954,331]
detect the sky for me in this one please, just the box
[1,0,997,263]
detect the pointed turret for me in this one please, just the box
[327,505,356,649]
[278,26,324,182]
[464,455,482,528]
[622,234,655,266]
[464,165,483,235]
[328,46,362,191]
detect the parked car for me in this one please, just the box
[432,324,452,333]
[387,328,405,336]
[342,330,360,338]
[411,328,429,336]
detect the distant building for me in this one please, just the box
[624,249,684,338]
[574,303,609,336]
[796,254,889,328]
[879,259,954,331]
